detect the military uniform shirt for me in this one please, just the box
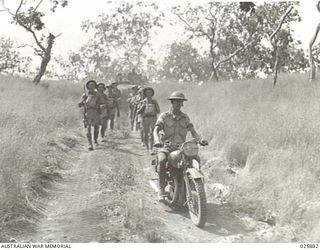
[155,110,194,144]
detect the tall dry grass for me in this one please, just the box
[0,75,81,240]
[153,73,320,241]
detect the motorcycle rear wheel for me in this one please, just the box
[188,178,207,228]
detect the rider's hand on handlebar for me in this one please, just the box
[199,139,209,146]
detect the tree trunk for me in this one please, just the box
[273,47,280,86]
[209,57,219,81]
[210,66,219,81]
[309,23,320,81]
[33,33,55,85]
[33,55,50,84]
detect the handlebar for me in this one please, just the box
[153,139,209,148]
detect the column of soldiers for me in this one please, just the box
[79,79,208,200]
[78,80,121,151]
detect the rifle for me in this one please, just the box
[80,83,88,128]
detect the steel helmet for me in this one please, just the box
[86,80,97,90]
[168,91,188,101]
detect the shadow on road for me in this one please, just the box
[163,202,249,236]
[203,203,249,236]
[95,140,144,156]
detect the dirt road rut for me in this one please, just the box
[20,130,285,243]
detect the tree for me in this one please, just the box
[172,2,259,81]
[257,2,300,86]
[1,0,68,84]
[161,41,210,81]
[0,37,31,74]
[80,2,164,79]
[309,2,320,81]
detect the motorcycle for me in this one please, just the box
[152,139,208,228]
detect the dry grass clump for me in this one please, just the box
[123,197,165,243]
[0,75,81,240]
[153,73,320,241]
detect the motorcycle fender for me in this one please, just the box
[186,168,204,180]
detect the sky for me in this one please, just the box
[0,0,320,67]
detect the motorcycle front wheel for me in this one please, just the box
[187,178,207,228]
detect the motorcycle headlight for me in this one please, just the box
[182,141,199,157]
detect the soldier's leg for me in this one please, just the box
[110,115,115,130]
[86,125,93,150]
[101,117,107,140]
[157,152,168,197]
[135,115,139,131]
[150,118,157,151]
[131,114,135,131]
[142,118,149,150]
[94,126,99,144]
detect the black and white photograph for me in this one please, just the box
[0,0,319,246]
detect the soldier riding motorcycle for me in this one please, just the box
[153,91,208,228]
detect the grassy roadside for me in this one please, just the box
[0,75,82,241]
[153,73,320,241]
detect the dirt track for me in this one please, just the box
[18,129,292,243]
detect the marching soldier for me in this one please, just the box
[127,85,139,130]
[137,87,160,153]
[78,80,101,151]
[106,84,120,131]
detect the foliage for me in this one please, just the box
[0,37,31,74]
[169,2,307,81]
[3,0,68,83]
[161,41,210,81]
[172,2,260,81]
[79,2,164,79]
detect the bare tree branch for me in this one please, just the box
[34,0,44,12]
[215,36,254,69]
[269,6,294,41]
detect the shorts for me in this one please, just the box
[141,116,157,132]
[106,114,115,120]
[86,109,100,127]
[100,108,108,119]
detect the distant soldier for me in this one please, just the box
[127,85,139,130]
[97,82,108,142]
[78,80,101,151]
[111,81,122,101]
[116,72,123,83]
[105,84,120,130]
[137,87,160,153]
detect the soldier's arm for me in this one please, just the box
[189,126,202,142]
[155,100,160,114]
[153,125,162,146]
[185,115,202,141]
[153,113,165,146]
